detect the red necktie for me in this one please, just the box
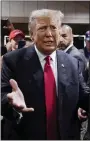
[44,56,57,140]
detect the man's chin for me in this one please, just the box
[43,47,56,55]
[60,46,66,50]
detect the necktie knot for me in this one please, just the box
[45,56,51,65]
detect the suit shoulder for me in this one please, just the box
[66,52,78,65]
[65,53,79,72]
[57,50,78,64]
[71,46,82,56]
[79,48,84,53]
[4,47,25,57]
[57,50,79,74]
[3,46,34,63]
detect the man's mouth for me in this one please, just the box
[44,41,54,45]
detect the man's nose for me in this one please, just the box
[45,27,52,36]
[60,36,63,42]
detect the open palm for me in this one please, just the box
[7,79,34,112]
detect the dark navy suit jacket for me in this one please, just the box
[1,46,90,140]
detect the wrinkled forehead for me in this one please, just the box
[35,16,61,28]
[36,16,58,23]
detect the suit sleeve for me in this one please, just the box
[1,55,20,121]
[78,66,90,112]
[73,53,86,74]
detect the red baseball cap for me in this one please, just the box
[9,29,25,40]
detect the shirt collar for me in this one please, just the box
[64,41,73,53]
[34,44,56,62]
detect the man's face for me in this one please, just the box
[86,40,90,52]
[10,35,24,50]
[31,16,60,55]
[59,28,73,50]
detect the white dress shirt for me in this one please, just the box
[35,45,58,89]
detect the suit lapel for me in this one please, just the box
[24,46,44,91]
[66,46,73,54]
[56,50,69,119]
[56,50,68,87]
[24,48,69,96]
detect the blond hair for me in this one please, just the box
[28,9,64,35]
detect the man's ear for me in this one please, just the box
[29,31,34,41]
[30,35,34,41]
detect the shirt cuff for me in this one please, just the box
[13,108,23,124]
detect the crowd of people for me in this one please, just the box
[1,9,90,140]
[1,29,33,54]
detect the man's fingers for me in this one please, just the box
[8,79,34,113]
[7,93,13,101]
[78,114,87,119]
[9,79,18,91]
[22,107,34,112]
[78,110,87,119]
[81,110,86,113]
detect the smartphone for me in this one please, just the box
[18,40,26,49]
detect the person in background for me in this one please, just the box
[58,24,86,73]
[6,29,25,51]
[83,58,90,140]
[1,19,15,53]
[25,37,33,47]
[79,30,90,82]
[1,9,90,140]
[82,60,90,140]
[1,46,7,70]
[5,41,12,52]
[78,31,90,140]
[1,44,7,140]
[58,25,90,140]
[78,58,90,140]
[87,59,90,87]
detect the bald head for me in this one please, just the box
[61,25,72,34]
[58,24,73,50]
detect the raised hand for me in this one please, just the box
[7,79,34,112]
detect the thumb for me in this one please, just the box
[22,107,34,112]
[9,79,18,91]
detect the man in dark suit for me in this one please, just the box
[1,9,90,140]
[57,24,86,73]
[79,30,90,83]
[57,24,89,139]
[83,59,90,140]
[78,31,90,139]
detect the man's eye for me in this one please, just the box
[50,26,56,30]
[62,35,67,38]
[39,27,46,31]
